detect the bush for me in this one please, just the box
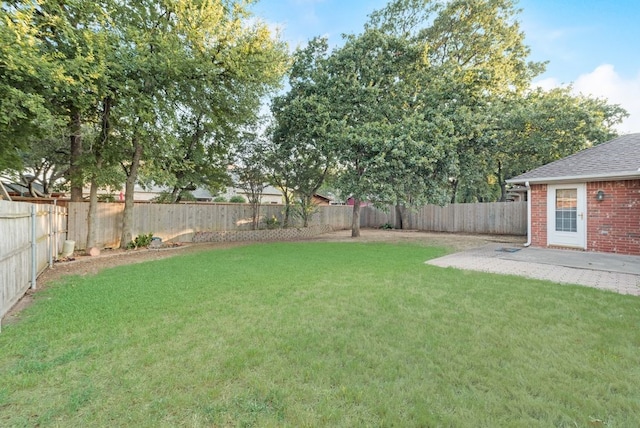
[263,215,280,229]
[229,195,246,203]
[152,191,196,203]
[127,233,154,250]
[98,194,116,202]
[213,196,227,202]
[379,222,393,230]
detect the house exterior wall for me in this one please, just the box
[586,180,640,255]
[530,184,548,247]
[529,180,640,255]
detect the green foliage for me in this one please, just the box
[213,196,227,202]
[268,38,334,228]
[97,194,116,203]
[267,0,625,227]
[151,191,196,204]
[2,0,288,242]
[379,222,394,230]
[1,243,640,426]
[291,197,320,228]
[126,233,154,250]
[0,6,59,172]
[229,195,246,203]
[262,215,280,229]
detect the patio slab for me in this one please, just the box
[426,244,640,296]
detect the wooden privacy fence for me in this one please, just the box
[67,202,354,250]
[0,200,67,322]
[361,201,527,235]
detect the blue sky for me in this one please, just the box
[251,0,640,133]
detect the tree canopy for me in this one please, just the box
[1,0,628,240]
[269,0,626,237]
[1,0,288,246]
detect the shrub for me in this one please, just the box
[98,194,116,202]
[263,215,280,229]
[127,233,154,250]
[229,195,246,203]
[379,222,393,230]
[152,191,196,203]
[213,196,227,202]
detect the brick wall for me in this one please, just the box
[529,180,640,255]
[192,224,334,243]
[530,184,548,247]
[586,180,640,255]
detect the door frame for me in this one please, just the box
[546,183,587,249]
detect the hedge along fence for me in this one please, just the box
[361,201,527,235]
[0,200,67,322]
[67,202,354,250]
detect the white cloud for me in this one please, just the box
[533,64,640,134]
[574,65,640,134]
[532,77,561,92]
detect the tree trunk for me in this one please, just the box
[69,111,84,201]
[120,138,143,248]
[88,96,111,249]
[395,203,404,230]
[302,196,311,228]
[351,198,361,238]
[282,193,291,228]
[170,186,181,203]
[86,176,100,250]
[252,200,261,230]
[497,161,507,202]
[450,178,458,204]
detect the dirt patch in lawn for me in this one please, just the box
[3,229,523,324]
[310,229,524,250]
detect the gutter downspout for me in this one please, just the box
[524,181,531,247]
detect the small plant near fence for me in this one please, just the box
[379,222,393,230]
[263,215,280,229]
[127,233,154,250]
[229,195,246,203]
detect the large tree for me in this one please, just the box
[102,0,287,247]
[489,88,627,200]
[0,3,60,172]
[269,38,334,228]
[2,0,287,249]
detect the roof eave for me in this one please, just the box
[506,171,640,185]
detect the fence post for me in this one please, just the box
[31,204,37,290]
[47,205,54,267]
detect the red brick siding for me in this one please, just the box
[586,180,640,255]
[530,184,548,247]
[529,180,640,255]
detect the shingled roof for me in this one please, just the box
[507,133,640,184]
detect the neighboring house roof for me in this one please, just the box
[313,193,332,204]
[1,181,63,197]
[507,133,640,184]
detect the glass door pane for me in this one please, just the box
[555,189,577,232]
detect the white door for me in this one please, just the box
[547,184,586,249]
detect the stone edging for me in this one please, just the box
[192,224,334,243]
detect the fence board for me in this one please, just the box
[67,202,354,249]
[1,201,67,321]
[361,202,526,235]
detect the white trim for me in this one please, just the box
[547,184,587,249]
[524,181,531,247]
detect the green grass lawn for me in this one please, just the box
[1,242,639,427]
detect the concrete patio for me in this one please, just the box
[426,244,640,296]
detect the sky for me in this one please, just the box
[251,0,640,134]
